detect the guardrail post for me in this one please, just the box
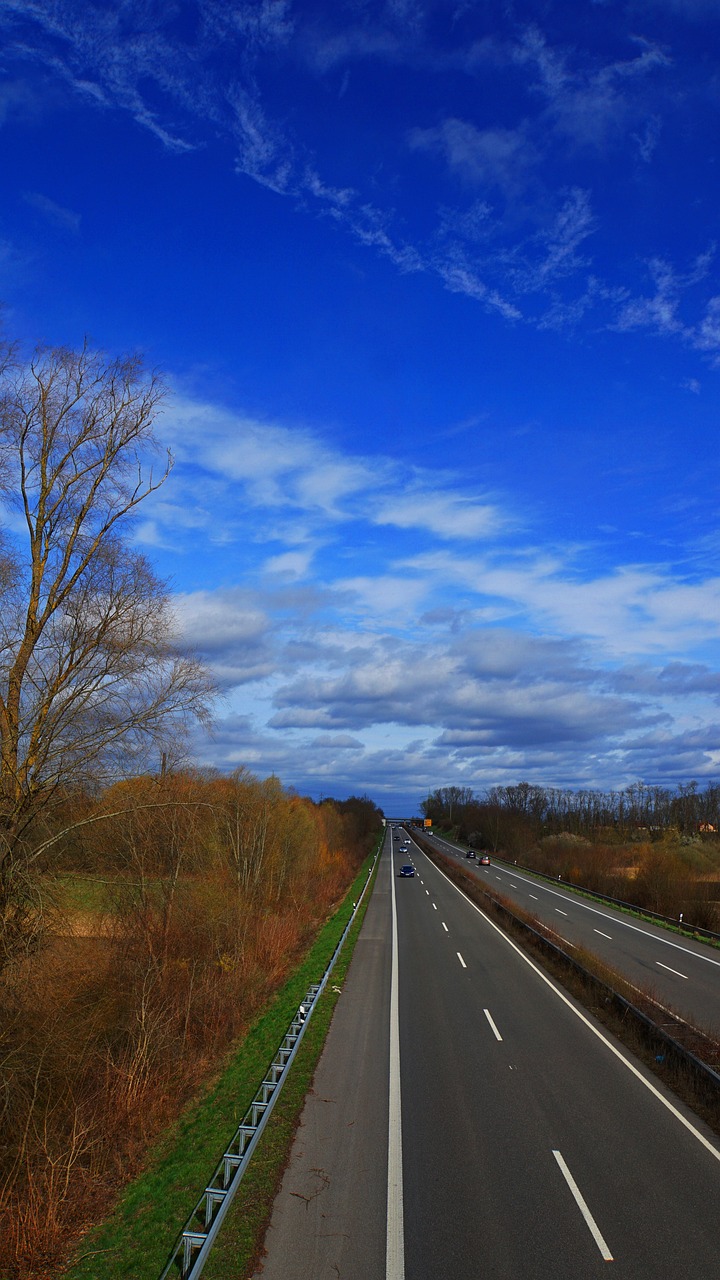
[159,841,382,1280]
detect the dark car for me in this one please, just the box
[479,854,491,866]
[465,850,476,859]
[399,864,415,877]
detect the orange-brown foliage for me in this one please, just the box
[0,771,380,1278]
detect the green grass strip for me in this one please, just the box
[201,864,377,1280]
[66,844,381,1280]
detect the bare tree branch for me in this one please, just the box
[0,336,214,965]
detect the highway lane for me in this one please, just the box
[253,827,720,1278]
[252,830,392,1280]
[425,831,720,1035]
[400,836,720,1277]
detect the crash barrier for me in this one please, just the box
[159,840,382,1280]
[508,858,720,943]
[427,832,720,943]
[418,837,720,1115]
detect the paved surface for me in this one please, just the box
[250,827,720,1278]
[401,840,720,1278]
[428,831,720,1034]
[252,838,392,1280]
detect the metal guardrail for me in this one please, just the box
[159,843,381,1280]
[503,859,720,942]
[491,893,720,1101]
[422,839,720,1111]
[427,833,720,942]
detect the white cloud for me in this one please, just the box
[336,574,431,616]
[515,26,671,151]
[633,114,661,162]
[401,548,720,658]
[175,588,276,687]
[613,250,720,357]
[156,390,521,560]
[374,491,504,540]
[500,188,596,294]
[166,394,380,515]
[409,118,536,195]
[433,254,523,319]
[230,87,294,192]
[6,1,717,353]
[694,296,720,358]
[263,548,317,578]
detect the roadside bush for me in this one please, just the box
[0,773,381,1278]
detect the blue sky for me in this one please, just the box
[1,0,720,812]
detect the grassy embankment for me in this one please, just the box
[64,842,381,1280]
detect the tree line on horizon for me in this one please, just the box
[421,780,720,845]
[420,782,720,932]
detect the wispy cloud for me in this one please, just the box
[402,548,720,659]
[515,26,671,151]
[5,1,719,356]
[409,118,536,195]
[614,249,718,353]
[161,391,515,546]
[374,490,505,540]
[23,190,81,232]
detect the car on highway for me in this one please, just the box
[479,854,490,866]
[465,850,476,859]
[399,864,415,877]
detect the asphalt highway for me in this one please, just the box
[252,828,720,1278]
[426,831,720,1035]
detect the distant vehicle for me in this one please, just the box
[399,864,415,877]
[479,854,490,866]
[465,850,476,859]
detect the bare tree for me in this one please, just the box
[0,337,213,963]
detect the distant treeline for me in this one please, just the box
[420,781,720,848]
[420,781,720,932]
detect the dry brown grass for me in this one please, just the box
[0,781,378,1279]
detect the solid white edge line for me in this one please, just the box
[457,952,467,968]
[483,1008,503,1041]
[420,851,720,1167]
[553,1150,613,1262]
[387,838,405,1279]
